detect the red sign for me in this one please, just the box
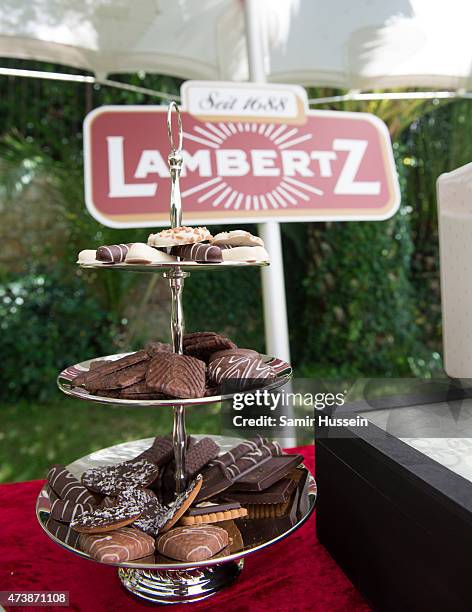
[84,106,399,227]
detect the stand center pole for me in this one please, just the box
[164,269,189,493]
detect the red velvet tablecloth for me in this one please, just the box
[0,446,370,612]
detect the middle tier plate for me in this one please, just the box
[58,352,293,407]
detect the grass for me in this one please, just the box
[0,394,316,484]
[0,398,221,483]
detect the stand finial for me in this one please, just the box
[167,102,183,229]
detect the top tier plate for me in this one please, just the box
[79,261,269,273]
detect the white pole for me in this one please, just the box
[244,0,296,447]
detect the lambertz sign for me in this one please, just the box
[83,82,400,228]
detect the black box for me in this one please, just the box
[316,384,472,612]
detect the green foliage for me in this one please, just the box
[1,61,470,395]
[0,268,118,401]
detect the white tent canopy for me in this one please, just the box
[0,0,471,90]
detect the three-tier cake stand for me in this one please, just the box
[35,103,317,605]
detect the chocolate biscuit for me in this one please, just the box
[71,351,149,388]
[146,353,206,399]
[50,499,94,523]
[46,518,80,547]
[90,361,148,392]
[79,527,155,563]
[96,243,132,264]
[207,352,274,385]
[47,465,96,506]
[81,459,159,496]
[183,332,237,362]
[169,243,222,263]
[136,435,174,466]
[71,498,143,533]
[145,341,173,357]
[157,525,228,562]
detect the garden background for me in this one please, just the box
[1,59,468,482]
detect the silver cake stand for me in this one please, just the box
[36,103,317,604]
[36,436,317,604]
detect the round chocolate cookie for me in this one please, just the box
[71,497,143,533]
[81,459,159,496]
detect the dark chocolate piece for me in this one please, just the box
[196,436,277,500]
[169,243,222,263]
[81,459,159,496]
[96,243,132,264]
[146,353,206,399]
[185,501,241,516]
[228,454,304,492]
[223,475,297,505]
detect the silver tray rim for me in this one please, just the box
[79,260,269,273]
[57,352,293,408]
[36,435,316,570]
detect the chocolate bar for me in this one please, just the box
[228,454,304,492]
[196,436,281,500]
[223,475,297,505]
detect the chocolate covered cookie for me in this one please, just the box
[146,353,206,399]
[207,352,275,385]
[71,351,149,389]
[81,459,159,496]
[46,518,80,547]
[71,497,143,533]
[145,341,173,357]
[157,525,228,562]
[168,243,222,263]
[89,361,148,391]
[50,499,94,523]
[96,244,132,264]
[47,465,96,506]
[183,332,236,362]
[136,435,174,466]
[79,527,155,563]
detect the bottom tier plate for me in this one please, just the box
[36,435,316,604]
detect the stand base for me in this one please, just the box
[118,560,244,604]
